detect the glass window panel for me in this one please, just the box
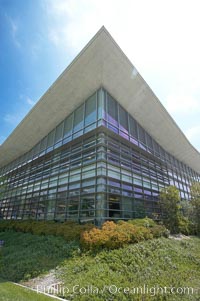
[160,147,165,159]
[152,183,158,190]
[134,194,143,200]
[153,140,160,154]
[40,136,47,152]
[85,93,96,126]
[119,105,128,132]
[32,143,40,158]
[134,178,142,186]
[143,181,151,188]
[122,183,132,190]
[84,123,96,133]
[63,114,73,138]
[48,180,57,188]
[55,122,64,143]
[73,130,83,139]
[69,174,81,182]
[80,198,95,218]
[82,164,96,172]
[107,93,118,126]
[108,123,118,134]
[121,174,132,183]
[108,170,120,180]
[97,88,105,120]
[138,124,146,144]
[68,198,79,214]
[47,129,55,148]
[122,197,132,218]
[129,116,138,139]
[73,104,84,132]
[134,187,143,193]
[145,189,152,196]
[69,182,80,190]
[82,170,95,179]
[82,179,96,189]
[146,133,153,150]
[108,179,120,187]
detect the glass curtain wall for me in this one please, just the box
[0,88,199,224]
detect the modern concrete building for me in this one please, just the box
[0,27,199,224]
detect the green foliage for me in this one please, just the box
[178,216,190,235]
[0,176,7,219]
[0,220,94,242]
[159,186,182,234]
[190,182,200,235]
[81,219,168,251]
[0,176,6,193]
[149,225,170,238]
[127,217,157,228]
[58,237,200,301]
[0,220,199,301]
[0,231,78,282]
[0,282,60,301]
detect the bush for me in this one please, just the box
[127,217,157,228]
[178,216,198,236]
[150,225,170,238]
[0,219,169,252]
[0,220,95,242]
[81,221,154,251]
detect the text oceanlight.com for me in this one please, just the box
[37,284,199,297]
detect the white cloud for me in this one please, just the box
[48,29,60,47]
[45,0,76,16]
[43,0,200,69]
[19,94,36,106]
[26,97,35,106]
[8,16,21,48]
[4,113,22,126]
[44,0,105,52]
[30,43,41,60]
[41,0,200,151]
[165,93,200,114]
[3,95,35,128]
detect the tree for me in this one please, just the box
[190,182,200,235]
[0,176,5,197]
[159,186,181,234]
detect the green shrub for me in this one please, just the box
[150,225,170,238]
[127,217,157,228]
[0,220,95,242]
[188,221,198,235]
[0,219,168,252]
[59,237,200,301]
[178,216,190,235]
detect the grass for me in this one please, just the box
[0,231,78,282]
[0,229,200,301]
[58,237,200,301]
[0,281,62,301]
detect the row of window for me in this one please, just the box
[1,88,199,185]
[1,133,192,203]
[2,136,194,191]
[0,193,160,222]
[0,129,196,222]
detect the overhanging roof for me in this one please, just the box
[0,26,200,173]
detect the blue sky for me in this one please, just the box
[0,0,200,152]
